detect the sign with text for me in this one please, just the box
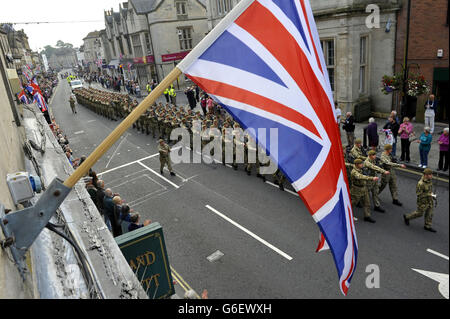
[115,222,174,299]
[161,51,190,62]
[133,55,155,64]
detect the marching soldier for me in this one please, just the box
[149,110,158,138]
[403,168,437,232]
[273,169,286,191]
[158,139,176,176]
[350,139,366,161]
[364,150,390,212]
[379,144,406,206]
[350,158,378,223]
[69,95,77,114]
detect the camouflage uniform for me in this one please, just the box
[158,140,175,175]
[350,144,367,161]
[379,150,403,203]
[350,162,374,219]
[364,153,388,209]
[404,170,435,229]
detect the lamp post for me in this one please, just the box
[401,0,412,119]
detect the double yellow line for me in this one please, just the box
[397,167,449,183]
[170,266,200,299]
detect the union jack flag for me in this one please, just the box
[178,0,357,295]
[18,89,29,104]
[33,91,48,112]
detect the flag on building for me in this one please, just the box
[18,89,29,104]
[30,76,42,95]
[177,0,357,295]
[33,91,48,112]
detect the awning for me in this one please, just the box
[108,59,120,67]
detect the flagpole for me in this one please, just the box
[63,67,182,188]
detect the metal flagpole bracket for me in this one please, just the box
[0,178,71,278]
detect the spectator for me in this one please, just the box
[335,103,342,125]
[200,94,207,116]
[206,96,214,114]
[85,181,97,206]
[417,127,432,168]
[437,128,449,172]
[398,117,414,163]
[342,112,355,147]
[119,204,132,234]
[111,196,123,237]
[128,213,151,232]
[103,188,114,231]
[383,116,400,157]
[424,94,438,134]
[96,180,106,217]
[367,117,379,151]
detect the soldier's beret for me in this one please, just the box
[384,144,393,150]
[355,139,362,144]
[368,150,377,156]
[423,168,433,175]
[354,159,363,164]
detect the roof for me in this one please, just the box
[129,0,161,14]
[83,30,101,40]
[130,0,206,14]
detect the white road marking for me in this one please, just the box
[74,130,85,135]
[87,120,96,123]
[105,133,130,169]
[265,181,299,197]
[412,269,449,299]
[427,249,449,261]
[137,161,180,189]
[97,146,182,176]
[205,205,293,261]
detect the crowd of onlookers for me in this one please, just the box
[51,117,150,237]
[338,103,449,172]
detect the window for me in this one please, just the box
[176,1,187,18]
[110,39,116,56]
[321,39,335,91]
[217,0,232,15]
[132,34,143,57]
[178,27,193,50]
[144,33,151,54]
[359,36,368,93]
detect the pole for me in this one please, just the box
[63,67,182,188]
[401,0,412,118]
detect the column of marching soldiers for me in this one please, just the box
[73,87,437,230]
[73,87,287,186]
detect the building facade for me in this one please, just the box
[83,30,105,73]
[394,0,449,123]
[205,0,402,120]
[103,0,208,87]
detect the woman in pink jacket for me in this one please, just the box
[398,117,414,162]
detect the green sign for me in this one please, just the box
[115,222,174,299]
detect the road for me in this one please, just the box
[49,77,449,299]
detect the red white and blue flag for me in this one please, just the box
[33,91,48,112]
[31,76,43,95]
[18,89,30,104]
[178,0,357,295]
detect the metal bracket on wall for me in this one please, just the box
[0,178,71,279]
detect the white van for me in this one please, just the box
[70,79,83,91]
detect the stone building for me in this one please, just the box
[82,30,105,73]
[103,1,208,87]
[394,0,449,123]
[205,0,402,121]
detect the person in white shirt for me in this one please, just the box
[424,94,437,134]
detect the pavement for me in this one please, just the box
[90,80,449,179]
[343,118,449,179]
[54,79,449,299]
